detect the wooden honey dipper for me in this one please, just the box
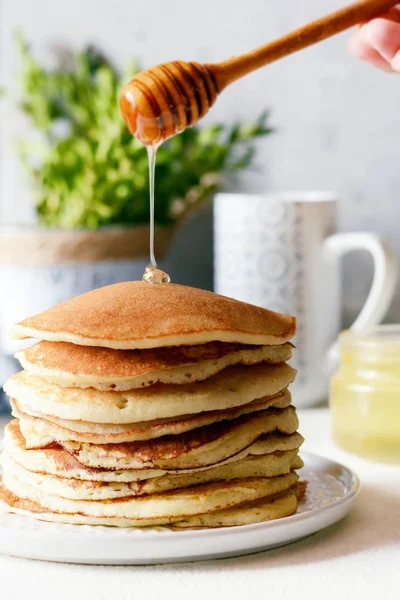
[120,0,398,146]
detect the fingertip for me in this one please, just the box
[347,29,395,71]
[363,18,391,45]
[392,49,400,72]
[362,18,400,61]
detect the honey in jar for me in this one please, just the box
[330,325,400,464]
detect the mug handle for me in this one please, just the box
[322,232,397,373]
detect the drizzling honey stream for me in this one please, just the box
[141,146,170,285]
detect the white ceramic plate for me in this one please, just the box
[0,452,359,565]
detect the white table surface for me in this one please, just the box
[0,409,399,600]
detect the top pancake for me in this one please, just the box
[11,282,296,349]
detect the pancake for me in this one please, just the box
[59,407,299,470]
[171,492,298,528]
[5,363,296,424]
[1,451,303,500]
[12,390,291,446]
[11,281,296,349]
[174,480,308,528]
[0,480,298,527]
[1,471,299,524]
[16,340,293,391]
[4,419,304,482]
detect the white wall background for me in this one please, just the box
[0,0,399,321]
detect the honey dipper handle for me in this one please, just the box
[208,0,398,90]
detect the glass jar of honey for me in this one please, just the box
[330,325,400,463]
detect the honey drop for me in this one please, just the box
[142,264,171,285]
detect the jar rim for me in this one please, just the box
[340,325,400,360]
[341,324,400,341]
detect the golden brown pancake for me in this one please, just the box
[11,282,296,348]
[16,340,293,391]
[4,419,304,483]
[171,492,298,528]
[58,407,299,470]
[13,393,292,447]
[0,471,299,524]
[1,450,303,499]
[173,482,307,528]
[0,478,300,527]
[12,391,291,446]
[5,363,296,424]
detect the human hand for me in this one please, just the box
[348,4,400,72]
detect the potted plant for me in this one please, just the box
[0,35,272,359]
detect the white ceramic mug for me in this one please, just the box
[214,192,397,407]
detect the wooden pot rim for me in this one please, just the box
[0,224,175,265]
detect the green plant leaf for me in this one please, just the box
[6,34,273,229]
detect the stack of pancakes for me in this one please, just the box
[0,282,304,528]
